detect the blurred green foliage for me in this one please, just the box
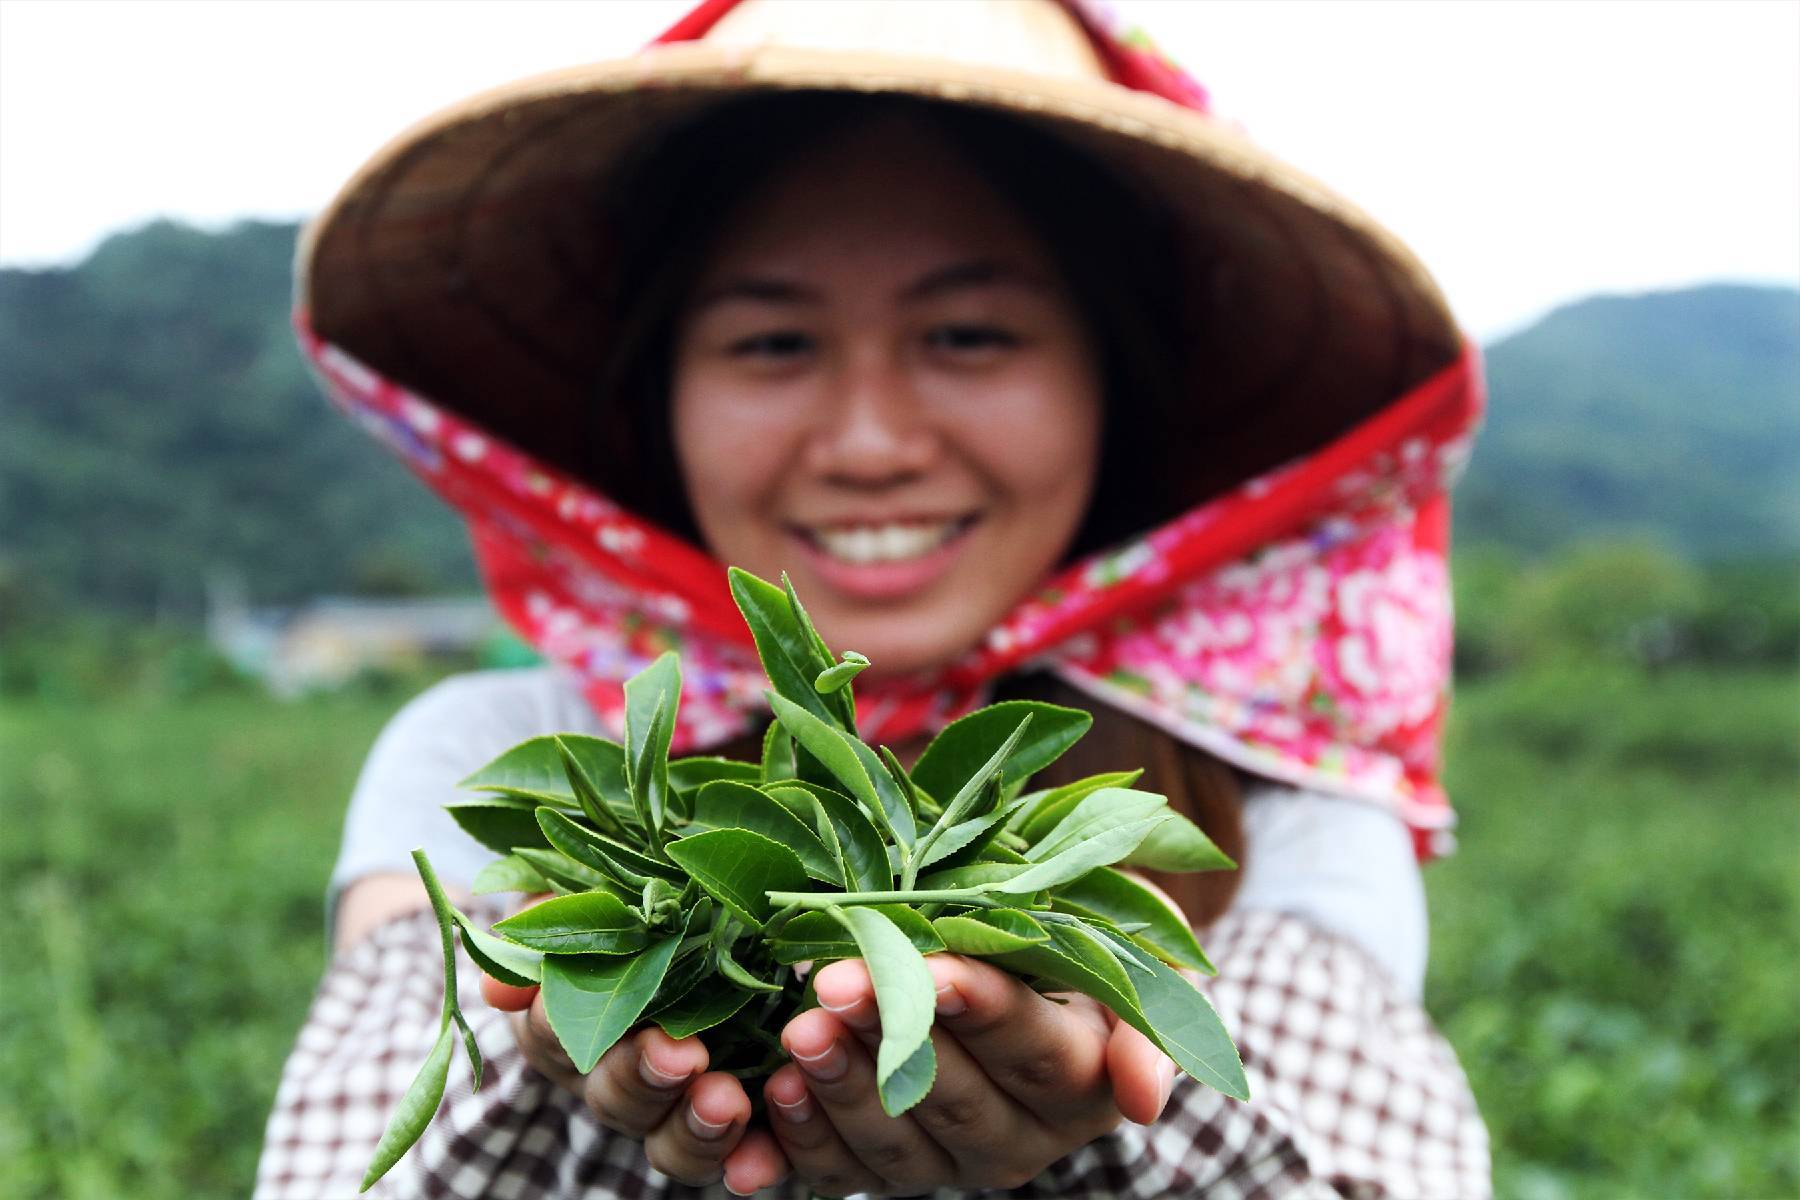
[1429,664,1799,1199]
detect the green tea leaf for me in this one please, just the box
[916,809,1011,870]
[541,934,684,1073]
[814,651,870,695]
[689,780,839,885]
[915,861,1033,891]
[716,944,784,993]
[470,854,553,896]
[988,816,1169,894]
[1054,868,1214,973]
[537,807,685,885]
[881,1037,938,1116]
[931,908,1050,955]
[492,892,649,955]
[460,734,630,813]
[359,1019,455,1191]
[848,735,916,847]
[668,756,762,796]
[760,722,798,782]
[730,568,841,728]
[554,736,632,840]
[513,847,614,895]
[1025,788,1169,861]
[651,982,754,1039]
[770,905,944,964]
[1120,812,1237,873]
[625,686,674,841]
[911,701,1093,804]
[831,905,939,1117]
[912,714,1033,875]
[452,909,544,985]
[783,572,856,729]
[1012,770,1144,839]
[768,693,913,846]
[810,786,892,892]
[664,828,809,929]
[1102,936,1246,1100]
[447,797,550,855]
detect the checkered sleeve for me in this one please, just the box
[256,905,1487,1199]
[1022,908,1491,1200]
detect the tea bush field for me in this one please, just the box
[2,665,1795,1199]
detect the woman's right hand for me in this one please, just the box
[478,928,789,1194]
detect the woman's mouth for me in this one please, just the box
[787,514,981,600]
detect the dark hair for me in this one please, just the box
[591,92,1243,924]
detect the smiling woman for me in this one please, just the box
[261,2,1490,1198]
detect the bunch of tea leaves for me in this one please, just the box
[362,568,1246,1190]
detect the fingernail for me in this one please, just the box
[791,1039,848,1082]
[820,997,877,1030]
[638,1057,691,1091]
[771,1092,814,1124]
[934,984,967,1018]
[1157,1056,1177,1110]
[686,1104,733,1141]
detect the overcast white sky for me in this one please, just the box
[1,0,1795,338]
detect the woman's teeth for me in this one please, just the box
[811,519,964,564]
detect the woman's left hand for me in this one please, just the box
[754,953,1176,1197]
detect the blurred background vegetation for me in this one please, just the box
[1,220,1795,1198]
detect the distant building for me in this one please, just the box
[207,575,513,694]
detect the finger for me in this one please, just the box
[480,974,538,1011]
[511,995,582,1092]
[812,959,1060,1181]
[779,1008,957,1193]
[578,1025,710,1138]
[722,1128,790,1197]
[642,1071,750,1187]
[1106,1021,1175,1126]
[762,1064,886,1198]
[927,954,1115,1125]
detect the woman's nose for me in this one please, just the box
[801,353,940,485]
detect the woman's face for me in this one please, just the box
[671,120,1103,678]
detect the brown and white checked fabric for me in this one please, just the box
[255,905,1489,1200]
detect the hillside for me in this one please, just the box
[0,221,474,617]
[1456,284,1800,560]
[0,220,1793,621]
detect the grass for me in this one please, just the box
[1428,664,1800,1199]
[1,664,1794,1198]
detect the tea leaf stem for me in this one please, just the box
[764,888,1001,910]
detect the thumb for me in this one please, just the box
[1106,1021,1175,1126]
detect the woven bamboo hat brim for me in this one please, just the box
[299,0,1464,506]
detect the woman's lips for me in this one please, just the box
[787,514,981,601]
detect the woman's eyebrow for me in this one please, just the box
[688,278,822,311]
[902,259,1053,301]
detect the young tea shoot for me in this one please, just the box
[361,567,1245,1189]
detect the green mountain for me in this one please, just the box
[0,221,1793,621]
[0,220,474,618]
[1456,284,1800,560]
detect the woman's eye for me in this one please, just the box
[727,331,814,359]
[926,324,1020,353]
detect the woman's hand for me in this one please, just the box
[477,928,789,1193]
[760,953,1176,1197]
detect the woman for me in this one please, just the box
[259,2,1489,1197]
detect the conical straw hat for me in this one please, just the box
[299,0,1464,501]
